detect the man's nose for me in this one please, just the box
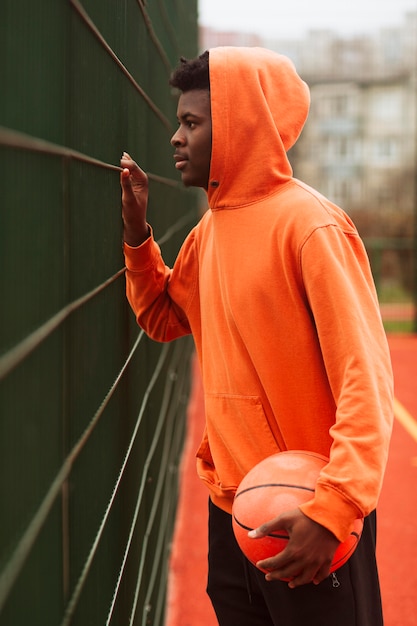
[171,129,185,146]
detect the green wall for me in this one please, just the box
[0,1,198,624]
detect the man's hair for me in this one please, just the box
[169,50,210,92]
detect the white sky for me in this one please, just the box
[198,0,417,39]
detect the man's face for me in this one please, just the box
[171,89,212,190]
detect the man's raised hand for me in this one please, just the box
[120,152,150,247]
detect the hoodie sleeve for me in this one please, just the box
[124,227,198,342]
[298,223,394,541]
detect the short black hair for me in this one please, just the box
[169,50,210,92]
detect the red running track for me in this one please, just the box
[166,335,417,626]
[377,334,417,626]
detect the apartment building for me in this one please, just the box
[294,72,416,216]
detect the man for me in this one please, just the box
[121,47,393,625]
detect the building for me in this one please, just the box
[294,72,416,218]
[264,13,417,220]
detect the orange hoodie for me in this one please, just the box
[124,47,393,542]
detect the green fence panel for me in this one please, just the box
[0,1,198,624]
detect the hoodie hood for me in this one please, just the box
[207,47,310,209]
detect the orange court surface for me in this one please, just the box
[166,334,417,626]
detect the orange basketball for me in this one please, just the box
[232,451,363,577]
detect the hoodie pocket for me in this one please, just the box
[201,393,280,491]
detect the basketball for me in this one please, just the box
[232,450,363,576]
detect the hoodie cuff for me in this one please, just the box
[123,226,158,272]
[299,482,363,542]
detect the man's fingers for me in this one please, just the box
[120,153,140,171]
[120,160,148,187]
[248,514,288,539]
[262,559,322,587]
[248,525,267,539]
[120,151,133,166]
[120,168,134,196]
[259,549,332,588]
[120,155,149,203]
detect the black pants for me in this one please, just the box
[207,501,383,626]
